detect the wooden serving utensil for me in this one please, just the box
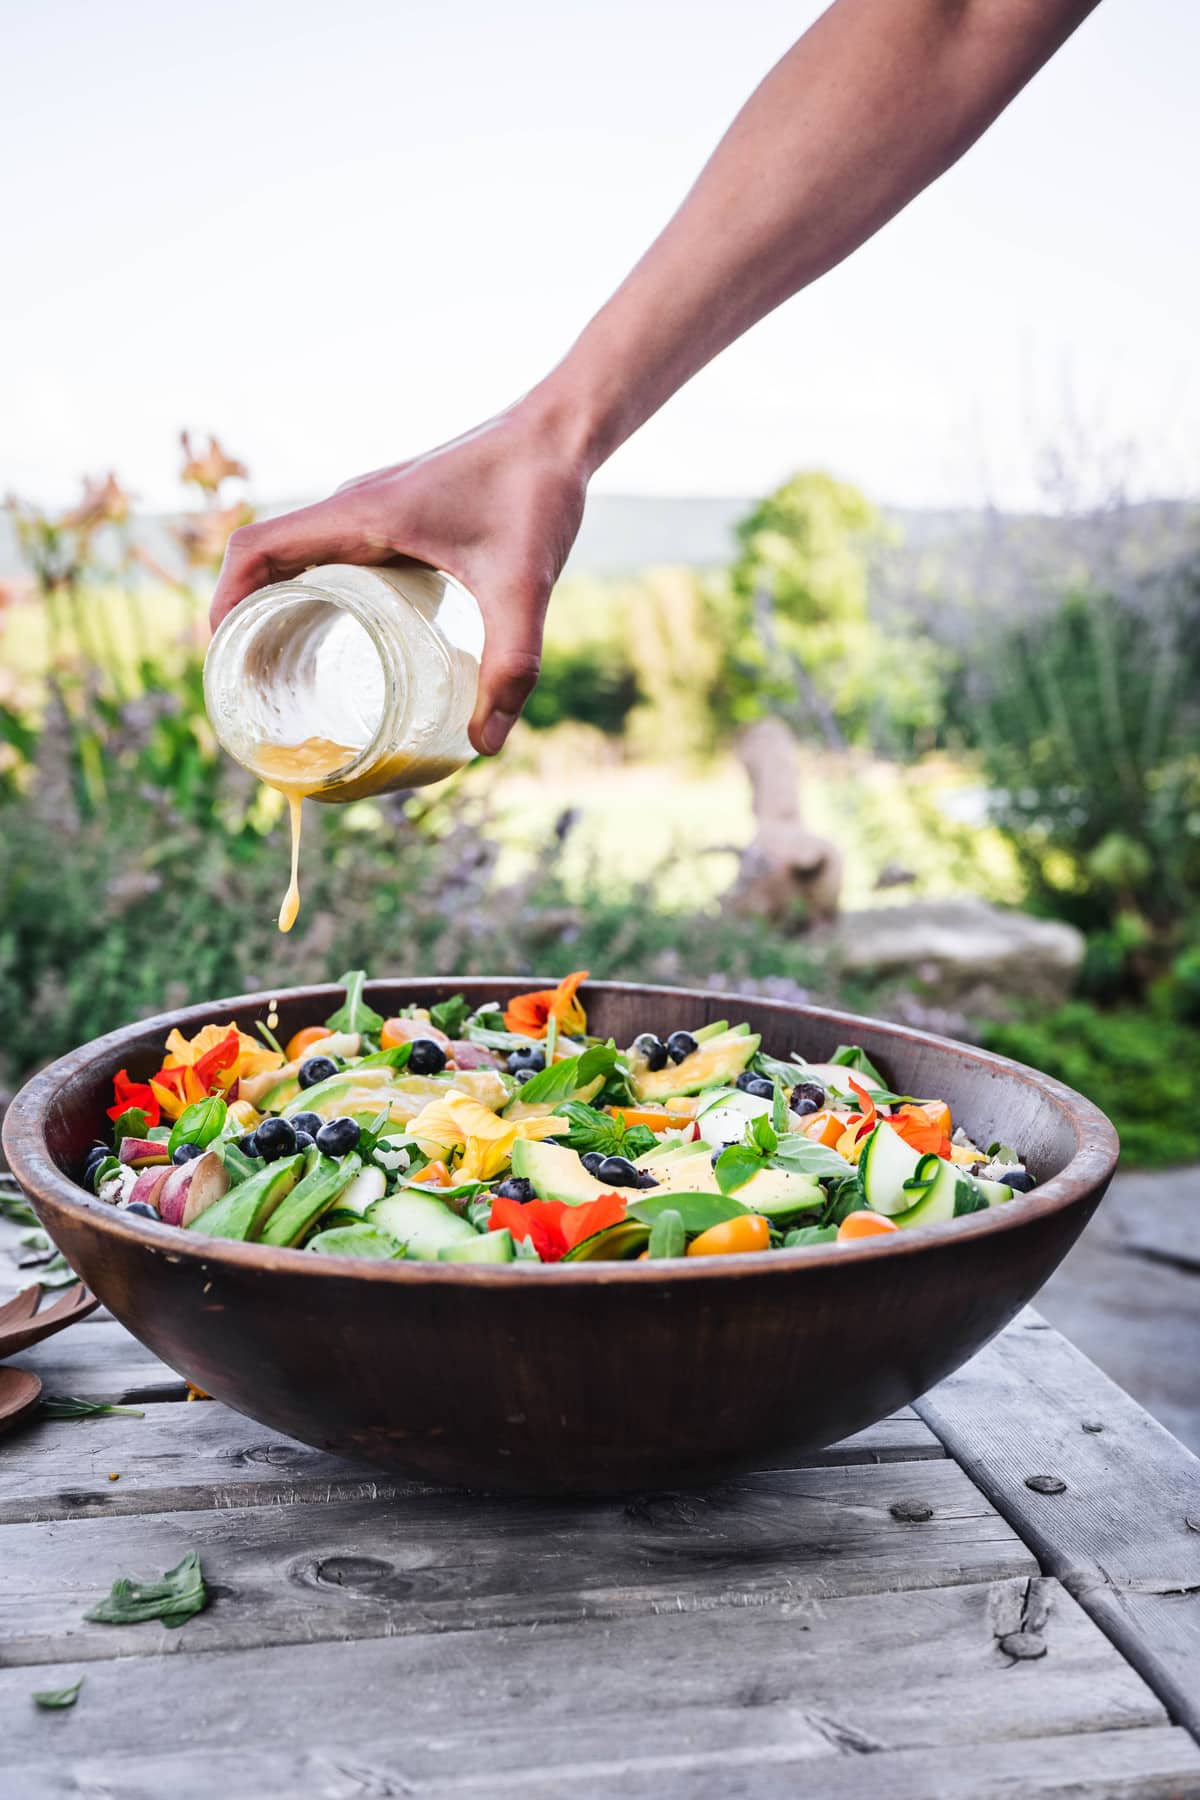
[0,1282,99,1359]
[0,1365,43,1434]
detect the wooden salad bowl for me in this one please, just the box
[2,980,1119,1495]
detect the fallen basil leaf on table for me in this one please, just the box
[0,1189,41,1229]
[37,1254,81,1290]
[42,1395,146,1420]
[33,1675,84,1710]
[85,1549,208,1628]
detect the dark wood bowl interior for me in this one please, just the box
[2,980,1119,1494]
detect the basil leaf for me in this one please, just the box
[629,1191,748,1232]
[714,1145,765,1194]
[771,1080,788,1135]
[751,1051,807,1087]
[747,1112,778,1157]
[0,1189,41,1228]
[111,1108,150,1150]
[551,1102,625,1157]
[37,1253,81,1290]
[429,994,470,1037]
[324,970,386,1038]
[621,1125,659,1161]
[514,1043,617,1106]
[783,1224,839,1248]
[168,1096,227,1157]
[829,1045,888,1088]
[771,1136,855,1181]
[90,1155,122,1193]
[647,1208,686,1259]
[821,1174,865,1227]
[41,1395,145,1420]
[33,1675,84,1709]
[85,1549,207,1629]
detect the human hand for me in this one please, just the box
[208,400,590,754]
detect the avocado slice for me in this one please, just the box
[510,1139,616,1204]
[368,1191,480,1259]
[306,1222,403,1259]
[187,1153,305,1241]
[259,1153,363,1249]
[636,1150,722,1195]
[633,1029,761,1103]
[562,1220,651,1262]
[439,1228,515,1264]
[280,1067,393,1118]
[254,1074,302,1112]
[736,1167,824,1223]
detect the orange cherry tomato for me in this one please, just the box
[411,1159,451,1188]
[921,1100,952,1138]
[837,1210,900,1240]
[800,1109,846,1148]
[284,1025,334,1064]
[687,1214,771,1258]
[608,1106,674,1133]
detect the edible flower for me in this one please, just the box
[147,1022,284,1117]
[888,1104,953,1159]
[106,1070,162,1127]
[489,1191,627,1263]
[503,970,589,1040]
[407,1090,563,1182]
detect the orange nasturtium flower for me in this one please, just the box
[503,970,589,1040]
[149,1022,284,1118]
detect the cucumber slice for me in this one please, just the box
[857,1123,925,1216]
[892,1156,1009,1230]
[439,1229,515,1264]
[368,1191,479,1260]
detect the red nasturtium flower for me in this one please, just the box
[489,1191,626,1263]
[846,1076,879,1142]
[106,1070,162,1127]
[503,970,589,1040]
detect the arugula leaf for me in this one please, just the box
[42,1395,145,1420]
[830,1045,888,1088]
[771,1136,855,1181]
[514,1043,617,1106]
[629,1191,748,1232]
[783,1224,839,1248]
[111,1108,150,1150]
[751,1050,808,1087]
[33,1675,84,1709]
[85,1549,208,1629]
[714,1145,765,1194]
[355,1107,394,1156]
[168,1096,227,1157]
[353,1044,412,1072]
[647,1208,686,1259]
[821,1174,865,1227]
[429,994,470,1037]
[254,1018,286,1058]
[771,1080,788,1135]
[324,970,386,1038]
[465,1196,493,1232]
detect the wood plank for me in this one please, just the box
[7,1317,188,1404]
[0,1398,943,1525]
[8,1727,1200,1799]
[0,1579,1170,1768]
[0,1460,1034,1665]
[917,1309,1200,1742]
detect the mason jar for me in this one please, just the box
[202,560,484,801]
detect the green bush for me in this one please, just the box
[980,1002,1200,1168]
[521,642,641,735]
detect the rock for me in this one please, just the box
[728,719,843,926]
[827,898,1084,1009]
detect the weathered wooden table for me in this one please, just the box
[3,1212,1200,1799]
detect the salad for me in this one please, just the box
[83,971,1035,1264]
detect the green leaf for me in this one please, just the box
[821,1174,864,1227]
[111,1108,150,1150]
[324,970,386,1038]
[32,1675,83,1709]
[20,1229,51,1251]
[41,1395,145,1420]
[621,1125,659,1160]
[0,1188,41,1228]
[254,1018,286,1058]
[629,1190,748,1233]
[714,1145,764,1194]
[771,1136,855,1181]
[167,1096,227,1157]
[465,1196,493,1232]
[771,1080,788,1135]
[351,1044,412,1072]
[987,1141,1019,1165]
[355,1107,393,1156]
[37,1253,80,1290]
[89,1155,122,1193]
[747,1112,778,1157]
[85,1549,208,1629]
[647,1208,686,1259]
[783,1224,838,1248]
[513,1043,617,1106]
[551,1102,625,1158]
[752,1051,807,1087]
[429,994,470,1037]
[829,1045,887,1088]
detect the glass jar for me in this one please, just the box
[203,560,484,801]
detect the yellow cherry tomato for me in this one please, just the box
[838,1210,900,1240]
[285,1025,334,1063]
[687,1214,771,1258]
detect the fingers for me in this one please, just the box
[469,590,546,755]
[208,498,392,632]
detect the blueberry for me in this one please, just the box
[289,1111,323,1139]
[665,1031,699,1065]
[84,1146,108,1180]
[237,1133,261,1158]
[293,1130,317,1152]
[1002,1167,1035,1193]
[507,1047,546,1076]
[512,1068,536,1085]
[789,1081,826,1116]
[315,1116,361,1158]
[125,1200,159,1219]
[710,1148,724,1168]
[580,1151,606,1176]
[254,1116,298,1162]
[493,1176,535,1202]
[595,1155,642,1188]
[298,1055,339,1090]
[631,1033,668,1072]
[407,1038,447,1076]
[737,1074,774,1100]
[172,1141,206,1165]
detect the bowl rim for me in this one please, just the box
[2,978,1120,1286]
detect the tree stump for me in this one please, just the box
[729,718,843,926]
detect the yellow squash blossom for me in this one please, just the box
[163,1022,283,1086]
[408,1090,563,1179]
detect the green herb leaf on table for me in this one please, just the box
[37,1254,81,1290]
[32,1675,84,1710]
[429,994,470,1037]
[112,1108,151,1150]
[85,1549,208,1629]
[0,1187,41,1228]
[21,1229,51,1251]
[167,1096,227,1157]
[42,1395,146,1420]
[324,970,386,1038]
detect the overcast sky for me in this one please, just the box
[3,0,1197,512]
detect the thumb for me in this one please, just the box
[469,587,546,755]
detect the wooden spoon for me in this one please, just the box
[0,1366,43,1434]
[0,1283,99,1359]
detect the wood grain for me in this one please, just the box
[1,1459,1034,1664]
[917,1308,1200,1740]
[7,1317,188,1404]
